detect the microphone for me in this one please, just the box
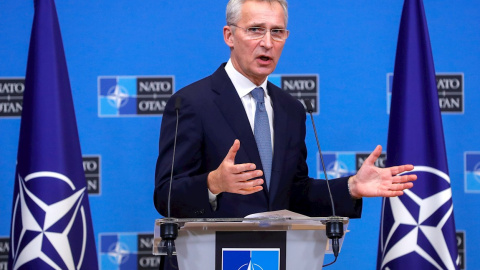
[304,100,343,267]
[160,96,182,267]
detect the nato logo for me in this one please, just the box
[99,233,159,270]
[387,73,464,114]
[0,77,24,117]
[82,155,101,195]
[464,152,480,193]
[317,152,357,179]
[10,172,92,269]
[98,76,174,117]
[270,74,319,114]
[222,248,280,270]
[317,152,386,179]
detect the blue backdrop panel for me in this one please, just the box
[1,1,479,269]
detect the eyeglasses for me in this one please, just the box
[230,24,289,41]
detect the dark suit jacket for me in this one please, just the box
[154,63,362,218]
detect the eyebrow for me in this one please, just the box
[247,22,286,29]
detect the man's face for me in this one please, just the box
[224,0,286,85]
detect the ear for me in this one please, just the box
[223,25,234,48]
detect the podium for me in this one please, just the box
[153,213,349,270]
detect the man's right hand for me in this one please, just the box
[207,139,264,195]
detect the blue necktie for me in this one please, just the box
[251,87,272,189]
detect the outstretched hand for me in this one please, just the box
[207,139,264,195]
[348,145,417,198]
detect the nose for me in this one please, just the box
[260,31,273,49]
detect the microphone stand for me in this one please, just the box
[304,101,344,267]
[160,97,182,269]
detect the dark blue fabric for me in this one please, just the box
[8,0,98,268]
[377,0,459,269]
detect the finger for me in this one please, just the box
[239,180,264,193]
[240,186,263,194]
[224,139,240,163]
[230,163,257,174]
[389,164,415,175]
[391,174,417,183]
[381,190,405,197]
[237,185,263,195]
[388,182,414,191]
[233,170,263,183]
[364,145,382,166]
[233,177,263,188]
[239,178,264,188]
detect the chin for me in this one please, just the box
[255,67,275,77]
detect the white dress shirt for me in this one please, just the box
[224,59,275,147]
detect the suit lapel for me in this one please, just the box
[267,82,289,204]
[210,66,269,195]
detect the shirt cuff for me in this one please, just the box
[208,189,219,211]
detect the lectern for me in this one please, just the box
[153,213,349,270]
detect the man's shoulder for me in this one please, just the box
[175,63,229,96]
[179,75,212,93]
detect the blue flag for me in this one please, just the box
[8,0,99,269]
[377,0,459,269]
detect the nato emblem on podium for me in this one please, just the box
[215,231,286,270]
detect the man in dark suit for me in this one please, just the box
[154,0,416,219]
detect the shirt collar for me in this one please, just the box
[225,59,269,98]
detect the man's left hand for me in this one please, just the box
[348,145,417,198]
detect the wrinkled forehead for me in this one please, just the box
[239,0,286,28]
[227,0,288,27]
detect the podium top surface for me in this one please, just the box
[155,216,349,231]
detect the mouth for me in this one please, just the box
[258,55,272,63]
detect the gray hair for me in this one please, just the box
[226,0,288,27]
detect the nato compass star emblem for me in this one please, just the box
[379,166,459,270]
[317,152,357,180]
[107,241,130,265]
[222,248,279,270]
[10,172,89,270]
[240,258,264,270]
[473,162,480,182]
[326,160,349,179]
[107,84,129,108]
